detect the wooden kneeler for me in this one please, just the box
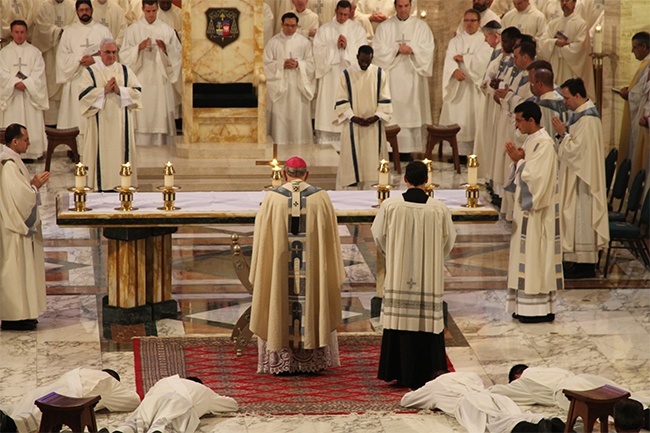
[35,392,101,433]
[562,385,630,433]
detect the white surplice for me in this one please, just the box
[0,41,48,159]
[501,4,547,39]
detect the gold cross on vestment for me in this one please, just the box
[292,243,303,255]
[255,143,286,167]
[396,33,410,44]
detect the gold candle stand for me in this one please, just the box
[156,185,182,210]
[67,187,93,212]
[371,184,394,207]
[424,184,438,198]
[461,183,485,208]
[113,186,138,211]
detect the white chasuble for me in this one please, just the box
[501,4,547,39]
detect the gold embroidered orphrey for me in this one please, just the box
[206,8,240,48]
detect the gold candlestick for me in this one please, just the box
[114,163,138,210]
[68,163,92,212]
[156,185,182,210]
[460,182,485,208]
[371,183,394,206]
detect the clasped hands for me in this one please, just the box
[104,77,121,95]
[351,115,380,126]
[337,34,347,49]
[505,141,525,163]
[283,58,299,69]
[139,38,167,53]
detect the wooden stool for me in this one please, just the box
[562,385,630,433]
[35,392,100,433]
[425,124,462,174]
[384,124,402,174]
[45,126,80,171]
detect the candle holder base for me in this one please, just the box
[156,185,182,211]
[425,183,439,198]
[371,184,394,207]
[67,186,93,212]
[460,183,485,208]
[264,184,282,191]
[113,186,139,211]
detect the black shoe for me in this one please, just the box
[0,409,18,432]
[1,320,37,331]
[491,196,502,207]
[563,263,596,279]
[517,314,555,324]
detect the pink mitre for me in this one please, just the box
[284,156,307,169]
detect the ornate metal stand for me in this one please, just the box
[67,187,93,212]
[156,186,182,211]
[461,183,485,208]
[371,184,394,207]
[113,186,138,211]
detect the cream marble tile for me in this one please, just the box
[465,335,545,364]
[590,333,650,361]
[558,289,626,311]
[572,310,649,335]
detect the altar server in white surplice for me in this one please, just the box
[115,375,238,433]
[31,0,76,125]
[313,1,366,145]
[439,9,492,158]
[92,0,127,46]
[56,0,112,131]
[0,0,37,40]
[8,368,139,433]
[79,38,142,192]
[265,12,315,145]
[0,124,49,333]
[335,45,392,189]
[538,0,595,101]
[551,78,608,279]
[0,21,48,159]
[373,0,433,155]
[501,0,547,39]
[120,0,181,146]
[504,101,562,324]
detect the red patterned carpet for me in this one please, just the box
[134,334,453,414]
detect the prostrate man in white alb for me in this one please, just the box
[114,375,238,433]
[335,45,392,189]
[501,0,547,39]
[439,9,492,162]
[120,0,181,146]
[313,0,366,146]
[92,0,127,46]
[0,124,49,332]
[373,0,433,159]
[504,101,562,324]
[538,0,595,101]
[264,12,315,145]
[79,38,142,192]
[0,20,48,160]
[551,77,608,280]
[31,0,76,125]
[56,0,112,131]
[1,368,139,433]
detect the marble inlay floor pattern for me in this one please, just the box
[0,148,648,432]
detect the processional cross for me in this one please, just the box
[255,143,285,167]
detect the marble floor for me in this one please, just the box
[1,145,649,433]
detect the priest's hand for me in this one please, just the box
[505,141,524,163]
[555,38,569,47]
[489,78,501,89]
[156,39,167,54]
[452,69,466,81]
[398,43,413,55]
[31,172,50,189]
[351,116,369,126]
[14,81,26,91]
[453,54,464,63]
[338,35,347,49]
[640,116,649,128]
[365,115,380,125]
[80,55,95,67]
[139,38,152,51]
[309,28,317,37]
[370,11,387,23]
[283,58,299,69]
[551,116,567,136]
[619,86,629,100]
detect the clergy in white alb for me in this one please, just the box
[439,9,492,157]
[157,0,182,35]
[501,0,547,39]
[0,124,49,331]
[249,157,345,374]
[335,45,392,189]
[349,0,373,42]
[552,78,608,278]
[79,39,142,192]
[92,0,127,46]
[8,368,140,433]
[120,0,181,145]
[0,0,37,40]
[373,0,433,154]
[282,0,319,40]
[31,0,76,125]
[504,101,562,323]
[55,0,113,131]
[268,0,294,34]
[528,66,569,144]
[491,0,512,17]
[264,13,315,145]
[0,21,48,159]
[115,375,238,433]
[308,0,336,26]
[372,162,456,390]
[537,0,596,101]
[312,1,366,144]
[455,0,502,36]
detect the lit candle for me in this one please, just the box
[164,161,175,188]
[378,159,390,186]
[271,165,283,187]
[74,162,87,190]
[422,158,433,187]
[593,25,603,55]
[467,154,479,186]
[120,162,132,189]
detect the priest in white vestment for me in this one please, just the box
[0,0,37,40]
[55,0,112,131]
[281,0,319,39]
[268,0,294,34]
[7,368,140,433]
[0,124,49,332]
[373,0,433,155]
[115,375,238,433]
[372,161,456,390]
[79,38,142,191]
[313,1,366,145]
[157,0,182,35]
[335,45,392,189]
[349,0,373,42]
[439,9,492,158]
[504,101,562,323]
[120,0,181,146]
[537,0,595,101]
[455,0,502,36]
[250,157,345,374]
[528,67,569,145]
[307,0,336,26]
[264,12,315,145]
[356,0,417,32]
[501,0,547,39]
[31,0,76,125]
[551,77,608,279]
[92,0,127,46]
[0,21,48,159]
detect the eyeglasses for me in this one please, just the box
[102,50,118,54]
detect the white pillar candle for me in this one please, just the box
[378,159,390,186]
[164,161,175,188]
[593,25,603,54]
[467,154,478,186]
[120,162,131,189]
[75,175,86,190]
[74,162,87,190]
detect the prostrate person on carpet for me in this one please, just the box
[249,156,345,374]
[371,161,456,390]
[0,368,139,433]
[335,44,392,189]
[0,124,49,332]
[400,370,565,433]
[614,399,650,433]
[113,375,238,433]
[504,101,562,324]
